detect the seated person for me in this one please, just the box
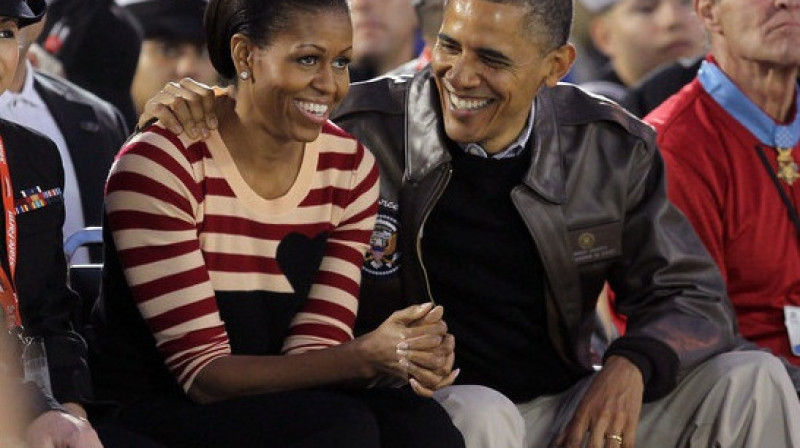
[90,0,463,446]
[579,0,706,102]
[0,2,155,447]
[138,0,800,446]
[646,0,800,379]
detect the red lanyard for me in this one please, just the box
[0,134,19,331]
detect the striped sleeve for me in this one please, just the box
[105,126,230,392]
[282,135,379,354]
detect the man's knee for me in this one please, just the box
[434,385,524,448]
[707,351,789,387]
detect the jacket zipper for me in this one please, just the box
[415,167,453,304]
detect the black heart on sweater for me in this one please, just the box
[276,232,328,299]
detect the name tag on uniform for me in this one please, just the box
[784,305,800,356]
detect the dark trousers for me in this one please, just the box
[113,387,465,448]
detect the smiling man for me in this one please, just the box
[136,0,800,445]
[333,0,800,446]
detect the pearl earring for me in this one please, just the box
[239,71,250,80]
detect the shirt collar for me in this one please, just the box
[698,59,800,148]
[459,101,536,159]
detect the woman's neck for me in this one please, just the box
[217,106,305,200]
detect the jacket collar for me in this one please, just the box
[404,67,567,204]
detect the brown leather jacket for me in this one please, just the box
[333,67,738,401]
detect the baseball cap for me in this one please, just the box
[0,0,46,27]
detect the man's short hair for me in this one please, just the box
[480,0,573,51]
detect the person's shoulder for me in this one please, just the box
[623,56,704,117]
[547,82,655,140]
[32,70,125,122]
[0,119,62,173]
[644,79,705,136]
[121,123,202,163]
[334,74,413,119]
[319,121,376,166]
[0,118,57,152]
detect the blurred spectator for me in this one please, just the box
[36,0,141,126]
[0,4,130,264]
[348,0,419,81]
[121,0,219,118]
[579,0,706,102]
[567,0,608,84]
[646,0,800,374]
[389,0,443,75]
[621,55,702,117]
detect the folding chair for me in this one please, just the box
[64,227,103,329]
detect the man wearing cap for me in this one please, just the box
[0,3,130,264]
[0,1,100,446]
[122,0,218,119]
[579,0,706,102]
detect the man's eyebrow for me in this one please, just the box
[437,32,513,64]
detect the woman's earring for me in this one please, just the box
[239,71,250,81]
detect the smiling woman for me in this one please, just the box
[89,0,465,447]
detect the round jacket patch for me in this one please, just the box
[364,200,401,276]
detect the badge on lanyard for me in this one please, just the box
[22,336,52,396]
[784,305,800,356]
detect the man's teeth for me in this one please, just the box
[297,101,329,116]
[449,93,490,110]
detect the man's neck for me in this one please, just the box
[715,51,799,123]
[9,57,28,94]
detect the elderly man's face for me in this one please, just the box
[701,0,800,69]
[432,0,573,153]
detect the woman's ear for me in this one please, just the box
[231,33,253,81]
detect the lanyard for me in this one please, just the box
[0,134,19,331]
[755,144,800,241]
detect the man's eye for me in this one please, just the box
[157,44,182,58]
[0,30,16,39]
[438,42,459,53]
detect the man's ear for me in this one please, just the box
[695,0,720,34]
[545,43,577,87]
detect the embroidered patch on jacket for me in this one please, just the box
[568,221,621,264]
[14,186,63,214]
[364,199,401,277]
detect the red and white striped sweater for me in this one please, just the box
[104,123,379,391]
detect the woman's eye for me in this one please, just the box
[332,57,351,70]
[298,55,319,66]
[0,30,16,40]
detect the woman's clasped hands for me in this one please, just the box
[360,302,458,397]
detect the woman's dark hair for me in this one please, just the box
[205,0,350,79]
